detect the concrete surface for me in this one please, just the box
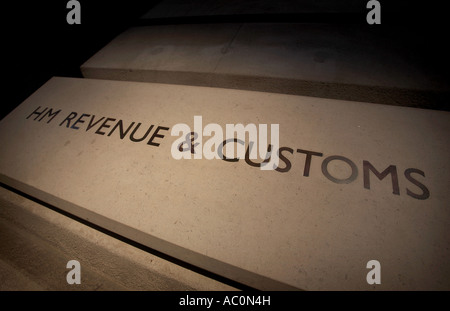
[1,77,449,290]
[0,186,237,290]
[81,23,449,109]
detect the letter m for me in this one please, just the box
[363,160,399,195]
[26,106,61,123]
[225,123,258,159]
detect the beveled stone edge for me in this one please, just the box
[0,173,302,291]
[80,67,450,110]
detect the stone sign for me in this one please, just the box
[0,77,449,290]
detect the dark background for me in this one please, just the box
[3,1,449,121]
[3,1,158,121]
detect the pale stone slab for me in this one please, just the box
[0,186,236,290]
[81,24,449,108]
[1,77,449,290]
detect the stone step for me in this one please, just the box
[81,23,449,109]
[0,77,449,290]
[0,186,235,291]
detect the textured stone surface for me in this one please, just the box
[0,186,236,290]
[81,23,449,108]
[0,77,449,290]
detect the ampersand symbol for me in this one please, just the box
[178,132,199,154]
